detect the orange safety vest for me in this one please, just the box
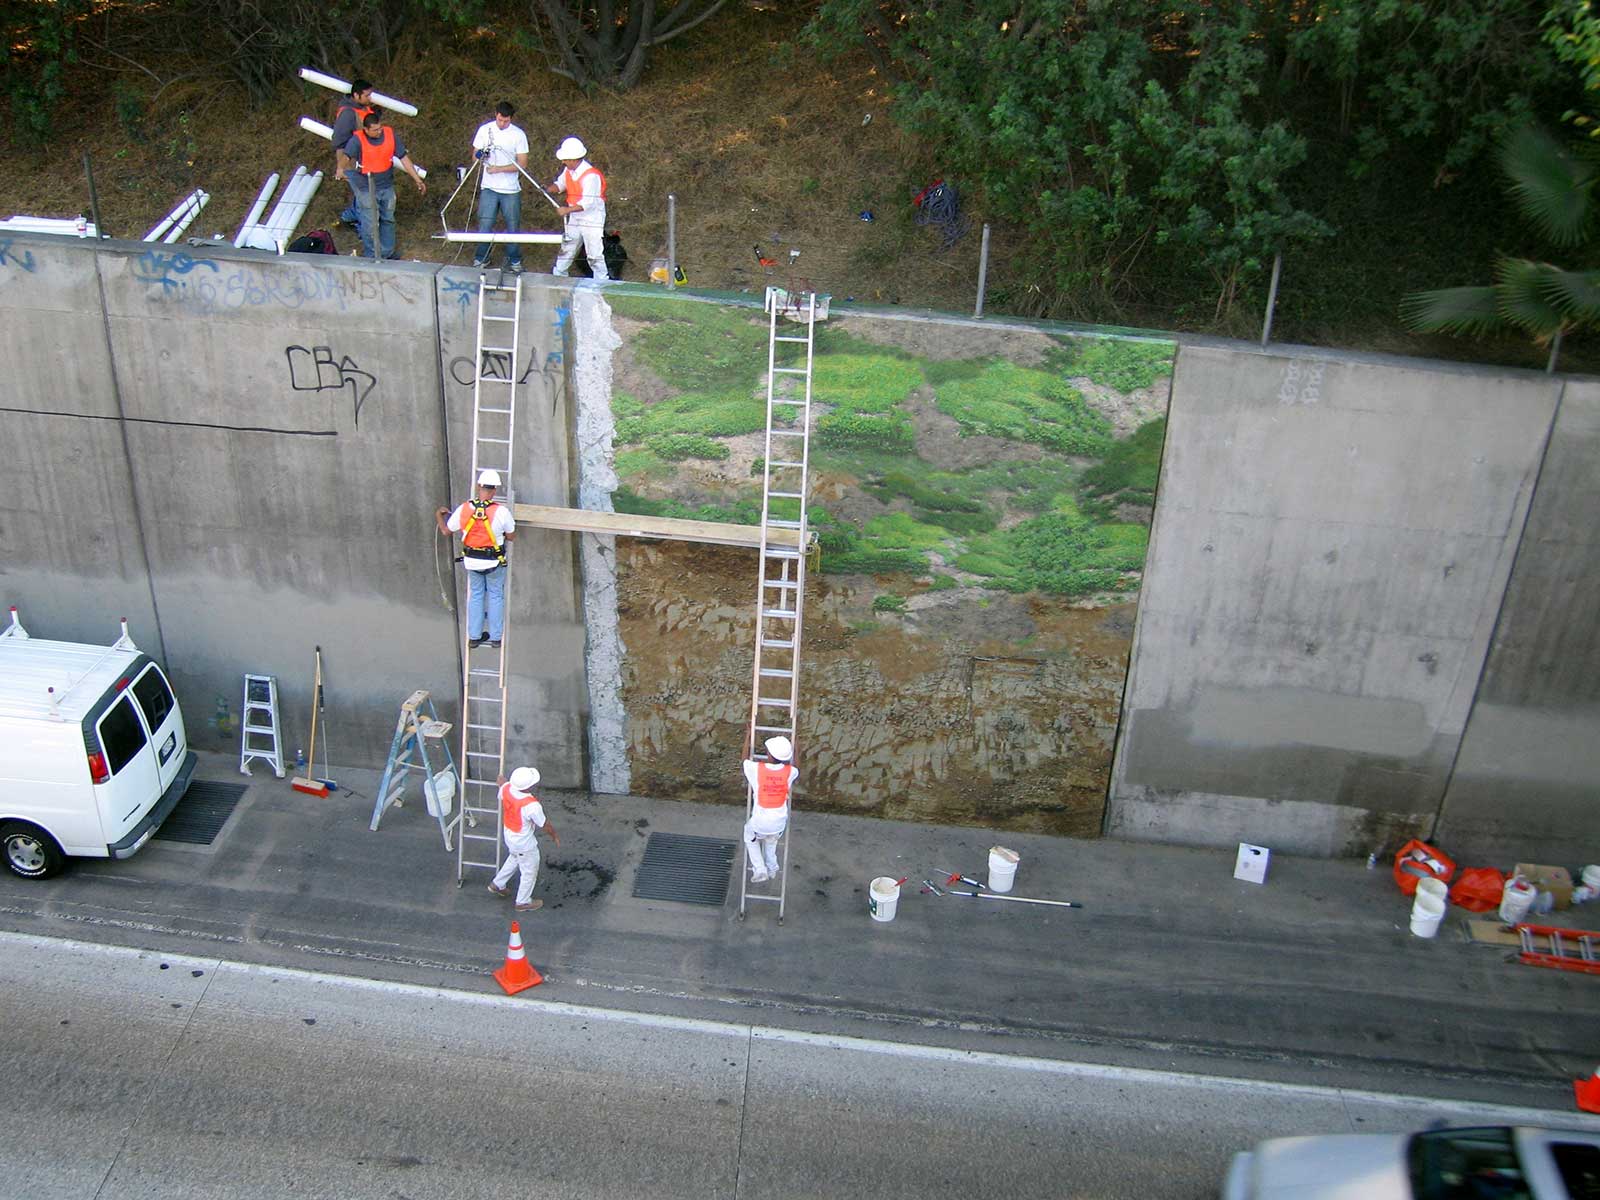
[755,762,792,810]
[357,127,396,174]
[457,501,503,551]
[337,99,375,127]
[500,781,534,834]
[562,164,606,206]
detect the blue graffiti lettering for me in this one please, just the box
[0,239,37,273]
[443,277,480,310]
[131,249,219,292]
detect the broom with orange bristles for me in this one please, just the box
[290,646,329,797]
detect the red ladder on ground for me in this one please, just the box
[1516,923,1600,975]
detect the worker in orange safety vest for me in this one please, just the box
[487,766,560,910]
[742,735,797,884]
[436,468,516,649]
[337,110,427,260]
[547,135,609,280]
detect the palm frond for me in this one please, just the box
[1399,285,1502,335]
[1499,123,1599,248]
[1537,266,1600,325]
[1493,258,1568,336]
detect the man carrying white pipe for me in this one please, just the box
[546,136,609,280]
[337,110,426,260]
[470,100,530,274]
[330,78,375,229]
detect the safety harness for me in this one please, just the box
[460,499,507,567]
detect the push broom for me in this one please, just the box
[290,646,329,797]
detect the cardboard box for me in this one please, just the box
[1234,842,1270,885]
[1514,863,1573,910]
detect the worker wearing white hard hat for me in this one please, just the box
[546,135,609,281]
[435,469,516,649]
[742,735,797,884]
[488,766,560,910]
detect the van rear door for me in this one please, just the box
[91,692,160,843]
[128,663,185,793]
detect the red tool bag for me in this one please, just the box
[1449,867,1506,912]
[1392,839,1456,896]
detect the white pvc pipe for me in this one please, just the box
[163,194,207,243]
[297,68,418,117]
[299,116,334,140]
[146,189,208,242]
[434,231,563,244]
[235,174,279,247]
[0,216,96,237]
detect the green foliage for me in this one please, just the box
[824,549,928,574]
[955,499,1147,596]
[811,352,923,413]
[614,447,667,481]
[645,433,730,461]
[862,511,947,551]
[931,361,1113,455]
[861,470,996,532]
[929,574,958,591]
[613,489,762,526]
[614,390,765,443]
[609,295,768,392]
[1053,339,1175,393]
[953,459,1082,513]
[871,593,907,612]
[815,410,916,451]
[1079,418,1167,519]
[2,0,90,146]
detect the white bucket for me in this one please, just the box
[869,876,900,923]
[1415,877,1448,906]
[1410,889,1447,938]
[423,768,456,818]
[1583,865,1600,889]
[1500,876,1536,925]
[988,846,1020,894]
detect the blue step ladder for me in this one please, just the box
[369,689,459,849]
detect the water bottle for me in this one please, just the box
[295,747,306,769]
[1366,852,1377,870]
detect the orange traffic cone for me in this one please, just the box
[1577,1067,1600,1114]
[493,920,543,995]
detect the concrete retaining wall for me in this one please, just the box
[2,232,1595,861]
[1106,344,1567,858]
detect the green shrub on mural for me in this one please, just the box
[607,294,1174,598]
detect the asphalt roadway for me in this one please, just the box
[1,752,1596,1114]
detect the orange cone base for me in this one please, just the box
[1576,1075,1600,1114]
[494,959,543,995]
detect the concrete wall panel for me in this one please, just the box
[1437,379,1600,863]
[1108,345,1560,856]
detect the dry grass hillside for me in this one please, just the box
[0,6,1002,315]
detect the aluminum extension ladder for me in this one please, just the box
[452,271,524,884]
[238,674,285,778]
[739,289,818,923]
[369,690,458,848]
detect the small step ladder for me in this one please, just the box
[369,690,458,848]
[238,674,285,778]
[454,271,523,884]
[740,289,819,923]
[1516,923,1600,975]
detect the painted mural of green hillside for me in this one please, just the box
[607,294,1173,598]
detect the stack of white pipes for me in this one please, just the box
[233,167,322,253]
[0,215,97,237]
[143,190,210,243]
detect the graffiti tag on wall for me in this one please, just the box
[285,345,378,426]
[135,256,417,314]
[0,240,37,273]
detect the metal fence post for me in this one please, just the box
[1259,251,1282,347]
[667,194,677,289]
[975,223,991,319]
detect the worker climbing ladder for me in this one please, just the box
[740,288,819,922]
[452,272,524,884]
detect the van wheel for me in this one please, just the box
[1,822,66,880]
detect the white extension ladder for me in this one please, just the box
[452,272,523,884]
[740,289,818,922]
[238,674,285,778]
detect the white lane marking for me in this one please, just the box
[4,930,1596,1128]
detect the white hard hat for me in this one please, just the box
[508,766,540,794]
[477,469,501,487]
[764,736,792,762]
[556,136,587,160]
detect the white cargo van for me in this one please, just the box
[0,607,196,879]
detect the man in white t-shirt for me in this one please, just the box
[471,101,530,273]
[436,469,516,648]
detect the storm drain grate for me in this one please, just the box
[153,780,249,845]
[632,833,738,906]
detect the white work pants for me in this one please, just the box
[492,836,541,904]
[744,816,785,878]
[552,223,609,280]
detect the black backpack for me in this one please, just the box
[288,229,338,255]
[574,230,628,279]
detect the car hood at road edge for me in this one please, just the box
[1227,1133,1412,1200]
